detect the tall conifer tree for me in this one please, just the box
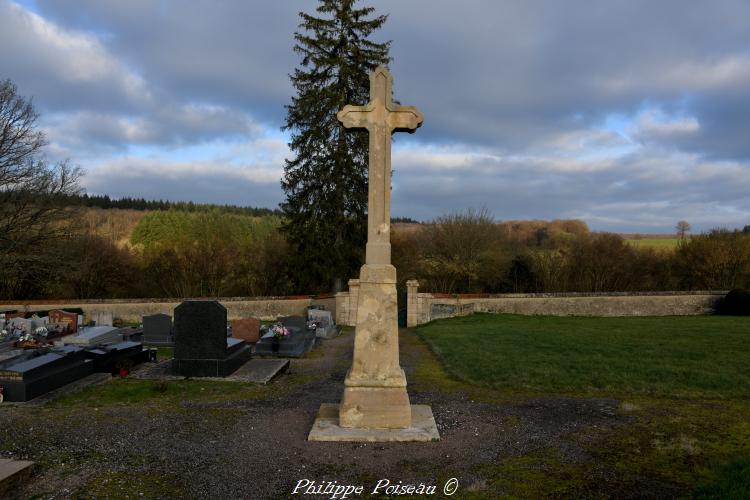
[281,0,390,293]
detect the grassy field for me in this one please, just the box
[416,313,750,497]
[416,313,750,398]
[625,237,682,249]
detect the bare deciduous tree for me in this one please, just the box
[0,78,82,299]
[676,220,691,239]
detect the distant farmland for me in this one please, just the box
[623,235,682,249]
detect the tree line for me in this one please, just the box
[1,205,748,300]
[49,193,282,217]
[392,209,750,295]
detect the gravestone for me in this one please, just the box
[254,316,316,358]
[48,310,78,333]
[143,313,173,346]
[91,311,113,327]
[0,345,93,402]
[172,300,252,377]
[308,309,338,339]
[232,318,261,344]
[8,318,31,334]
[309,67,438,442]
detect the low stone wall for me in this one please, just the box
[406,282,725,326]
[0,295,337,324]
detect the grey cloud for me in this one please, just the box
[2,0,749,232]
[24,0,750,157]
[84,158,282,208]
[391,145,750,231]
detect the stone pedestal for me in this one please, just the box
[339,264,411,428]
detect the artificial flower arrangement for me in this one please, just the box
[271,322,290,339]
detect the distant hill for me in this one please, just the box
[56,193,282,217]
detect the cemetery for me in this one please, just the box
[2,1,750,499]
[1,60,747,498]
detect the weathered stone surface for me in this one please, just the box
[309,404,439,442]
[319,67,435,438]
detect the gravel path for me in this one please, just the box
[0,330,678,499]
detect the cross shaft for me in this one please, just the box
[337,67,423,265]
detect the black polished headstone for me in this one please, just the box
[174,301,226,360]
[172,300,251,377]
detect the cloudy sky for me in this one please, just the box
[2,0,749,232]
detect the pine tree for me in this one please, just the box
[281,0,390,293]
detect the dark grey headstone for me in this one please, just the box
[143,313,173,346]
[172,300,251,377]
[174,301,227,360]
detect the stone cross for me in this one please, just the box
[308,67,440,440]
[334,67,425,430]
[337,67,423,266]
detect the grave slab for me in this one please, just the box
[0,459,35,498]
[254,326,315,358]
[227,358,289,384]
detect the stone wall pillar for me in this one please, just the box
[347,279,360,326]
[406,280,419,328]
[335,292,350,325]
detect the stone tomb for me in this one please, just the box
[143,313,174,346]
[0,345,93,402]
[254,316,316,358]
[231,317,261,344]
[308,309,339,339]
[172,300,252,377]
[309,67,438,442]
[84,341,149,373]
[64,326,121,346]
[48,310,78,333]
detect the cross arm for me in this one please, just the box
[388,106,424,133]
[337,105,371,130]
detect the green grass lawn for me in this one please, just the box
[416,313,750,398]
[625,237,681,249]
[416,313,750,497]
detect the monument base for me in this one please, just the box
[308,404,440,442]
[172,344,252,378]
[340,385,411,428]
